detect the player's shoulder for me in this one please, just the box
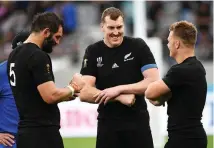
[183,57,206,76]
[168,63,190,77]
[17,43,49,63]
[124,36,147,46]
[170,64,185,72]
[172,57,202,72]
[20,43,48,58]
[85,40,104,53]
[10,43,42,58]
[21,42,40,51]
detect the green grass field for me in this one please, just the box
[63,136,213,148]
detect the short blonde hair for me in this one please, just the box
[101,7,124,23]
[169,20,197,47]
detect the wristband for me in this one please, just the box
[71,82,79,92]
[67,85,75,96]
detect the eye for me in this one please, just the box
[117,26,122,29]
[108,26,114,30]
[55,35,61,40]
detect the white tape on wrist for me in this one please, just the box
[67,85,75,96]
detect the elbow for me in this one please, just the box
[145,89,153,100]
[145,86,157,101]
[151,101,162,106]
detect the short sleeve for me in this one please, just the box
[80,45,97,77]
[28,51,53,86]
[135,38,158,72]
[162,66,184,91]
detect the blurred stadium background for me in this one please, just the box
[0,1,213,148]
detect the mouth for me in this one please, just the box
[110,36,120,41]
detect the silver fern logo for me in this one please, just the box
[124,52,134,61]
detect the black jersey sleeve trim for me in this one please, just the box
[141,64,158,72]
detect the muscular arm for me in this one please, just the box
[37,73,83,104]
[145,80,171,106]
[37,81,75,104]
[79,76,135,106]
[116,68,159,95]
[148,93,171,106]
[145,65,186,106]
[145,80,171,100]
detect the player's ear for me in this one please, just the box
[43,28,50,38]
[175,40,180,49]
[100,22,104,32]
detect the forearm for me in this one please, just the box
[117,78,157,95]
[38,81,76,104]
[147,93,171,106]
[79,85,99,103]
[50,87,74,104]
[80,85,135,106]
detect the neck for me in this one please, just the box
[24,33,43,48]
[103,37,123,48]
[175,47,195,64]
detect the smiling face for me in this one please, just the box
[101,15,124,48]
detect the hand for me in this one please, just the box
[70,73,85,92]
[117,94,136,107]
[0,133,15,147]
[149,100,163,106]
[94,87,121,105]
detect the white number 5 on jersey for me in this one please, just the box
[10,63,16,86]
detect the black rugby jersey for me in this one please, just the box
[81,36,157,121]
[163,56,207,138]
[7,43,60,129]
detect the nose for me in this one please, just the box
[55,39,60,45]
[113,29,119,35]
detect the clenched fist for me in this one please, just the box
[70,73,85,92]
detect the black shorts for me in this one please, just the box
[96,120,154,148]
[16,127,64,148]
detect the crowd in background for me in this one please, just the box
[0,1,212,66]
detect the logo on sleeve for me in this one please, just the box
[83,59,88,68]
[46,64,50,73]
[124,52,134,62]
[97,57,104,67]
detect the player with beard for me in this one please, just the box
[79,7,159,148]
[0,29,65,148]
[7,12,85,148]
